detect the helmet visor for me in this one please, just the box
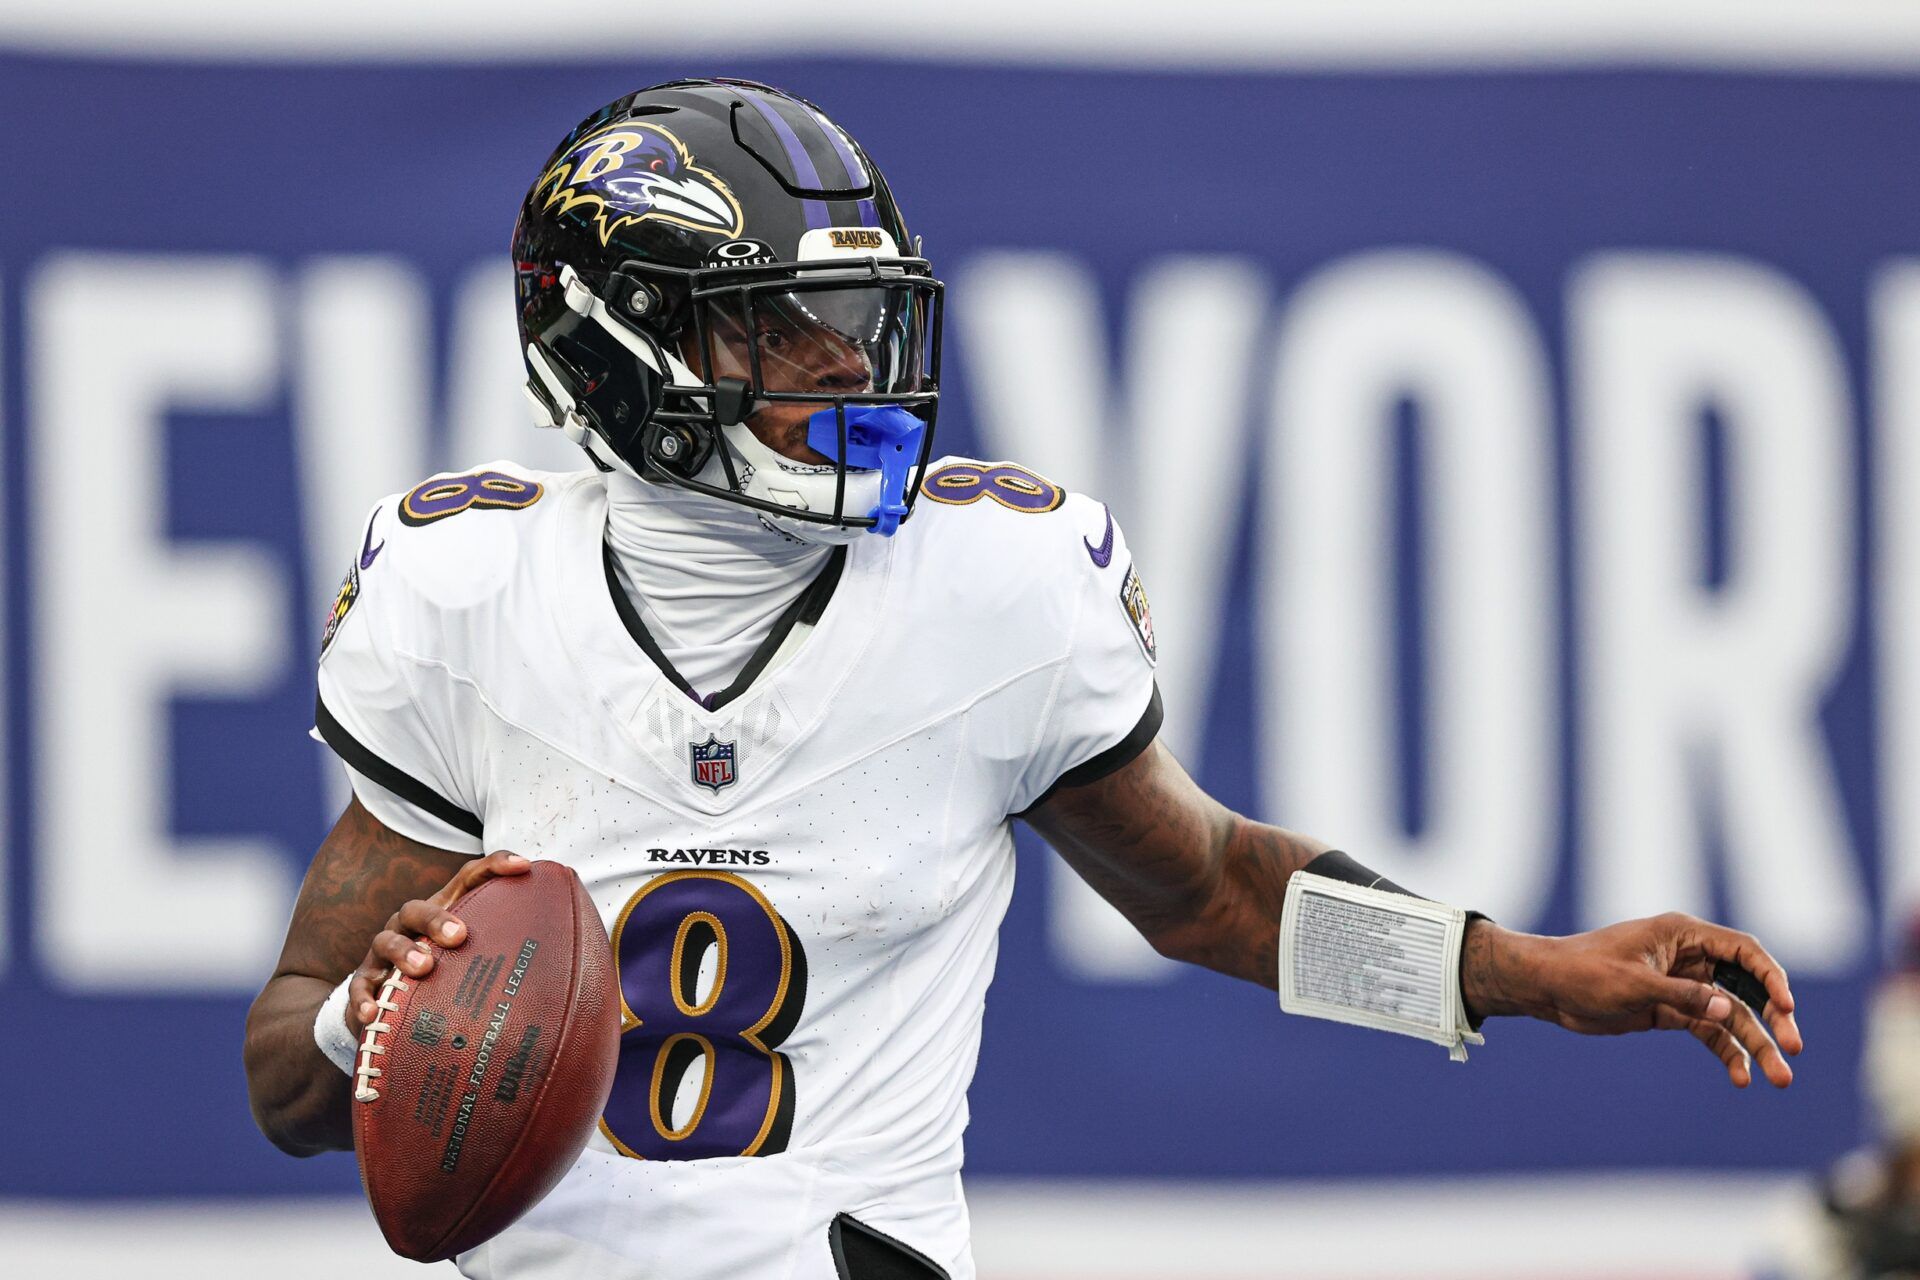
[696,278,935,401]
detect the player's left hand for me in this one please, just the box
[1470,914,1803,1088]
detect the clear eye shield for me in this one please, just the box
[695,268,933,400]
[680,259,942,535]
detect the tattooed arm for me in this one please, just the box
[243,799,522,1155]
[1024,739,1329,986]
[1025,740,1805,1087]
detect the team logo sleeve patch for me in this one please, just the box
[320,560,360,656]
[690,734,739,793]
[1118,562,1157,665]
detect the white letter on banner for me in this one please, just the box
[958,251,1266,979]
[30,253,293,991]
[1260,251,1556,923]
[1571,254,1865,970]
[1872,262,1920,934]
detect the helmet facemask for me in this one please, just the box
[527,253,942,542]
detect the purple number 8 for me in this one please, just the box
[398,470,544,527]
[599,872,808,1161]
[921,462,1065,513]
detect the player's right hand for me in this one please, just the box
[345,850,532,1039]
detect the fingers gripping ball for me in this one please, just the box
[1713,959,1771,1015]
[351,860,619,1263]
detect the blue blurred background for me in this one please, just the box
[2,3,1915,1276]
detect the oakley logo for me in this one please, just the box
[707,238,777,265]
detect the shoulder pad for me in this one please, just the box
[370,463,591,616]
[903,457,1126,607]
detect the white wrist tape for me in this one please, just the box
[313,974,359,1077]
[1278,870,1486,1062]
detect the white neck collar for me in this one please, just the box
[601,469,829,695]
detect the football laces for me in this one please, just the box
[354,967,410,1103]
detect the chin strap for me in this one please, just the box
[805,404,926,537]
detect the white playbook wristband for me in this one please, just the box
[1277,870,1486,1062]
[314,973,359,1077]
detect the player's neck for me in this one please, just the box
[601,469,829,692]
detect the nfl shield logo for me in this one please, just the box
[689,734,738,794]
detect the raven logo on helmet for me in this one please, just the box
[537,122,745,246]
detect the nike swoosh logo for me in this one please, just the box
[1083,504,1115,568]
[359,507,386,569]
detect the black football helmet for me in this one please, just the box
[513,78,943,539]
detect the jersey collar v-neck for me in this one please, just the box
[600,538,848,713]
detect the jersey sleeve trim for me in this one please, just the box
[314,693,484,840]
[342,765,485,855]
[1021,681,1164,813]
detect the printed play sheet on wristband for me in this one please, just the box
[1292,893,1449,1027]
[1278,872,1482,1060]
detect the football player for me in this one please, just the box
[244,79,1803,1280]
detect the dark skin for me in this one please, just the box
[688,301,874,465]
[245,311,1804,1156]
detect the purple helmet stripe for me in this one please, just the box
[806,107,882,229]
[738,92,830,231]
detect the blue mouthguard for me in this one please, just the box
[805,404,926,537]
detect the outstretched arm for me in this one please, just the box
[1024,739,1804,1088]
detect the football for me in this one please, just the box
[351,859,619,1262]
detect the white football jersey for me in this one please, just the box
[314,457,1161,1280]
